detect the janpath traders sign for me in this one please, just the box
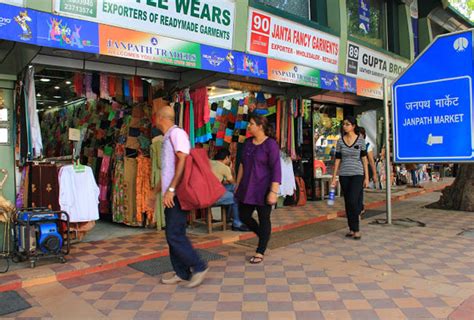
[346,41,408,83]
[267,59,320,88]
[99,25,201,68]
[247,8,339,73]
[54,0,235,49]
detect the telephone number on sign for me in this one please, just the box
[64,4,94,15]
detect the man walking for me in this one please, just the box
[154,106,209,288]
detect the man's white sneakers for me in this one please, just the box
[185,268,210,288]
[161,273,185,285]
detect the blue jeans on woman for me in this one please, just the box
[214,184,245,228]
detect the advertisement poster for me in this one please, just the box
[358,0,370,33]
[247,8,339,73]
[356,78,383,99]
[37,11,99,54]
[99,25,201,69]
[201,45,267,79]
[320,71,356,93]
[54,0,235,49]
[346,41,408,83]
[267,59,320,88]
[0,3,37,44]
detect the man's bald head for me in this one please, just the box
[157,106,175,121]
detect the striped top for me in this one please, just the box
[335,135,367,176]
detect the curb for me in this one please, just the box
[0,183,448,292]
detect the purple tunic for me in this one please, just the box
[236,138,282,206]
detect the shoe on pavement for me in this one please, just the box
[185,268,209,288]
[232,225,250,232]
[161,273,185,285]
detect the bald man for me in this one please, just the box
[154,106,209,288]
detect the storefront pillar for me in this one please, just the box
[0,74,17,203]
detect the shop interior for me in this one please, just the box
[4,42,386,243]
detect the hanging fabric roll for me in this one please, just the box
[25,67,43,158]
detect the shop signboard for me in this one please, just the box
[54,0,235,49]
[320,71,356,93]
[201,45,267,79]
[393,30,474,162]
[267,59,320,88]
[356,79,383,99]
[37,11,99,54]
[247,8,339,73]
[346,41,408,83]
[0,3,37,44]
[0,0,24,7]
[99,25,201,69]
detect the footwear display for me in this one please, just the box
[161,273,185,285]
[186,267,210,288]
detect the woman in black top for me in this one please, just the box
[331,116,369,240]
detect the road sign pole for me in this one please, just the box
[383,77,392,224]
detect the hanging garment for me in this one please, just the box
[132,76,143,103]
[136,156,154,226]
[112,160,125,223]
[123,157,139,226]
[59,165,99,222]
[25,67,43,158]
[85,73,94,99]
[91,72,100,96]
[150,137,165,229]
[108,75,116,97]
[29,164,60,210]
[98,155,111,214]
[100,73,109,99]
[192,87,212,143]
[115,76,123,102]
[280,153,296,197]
[74,73,84,97]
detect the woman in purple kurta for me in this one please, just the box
[236,115,281,264]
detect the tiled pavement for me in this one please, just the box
[2,190,474,319]
[0,180,452,293]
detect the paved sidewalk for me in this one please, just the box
[3,191,473,319]
[0,180,451,292]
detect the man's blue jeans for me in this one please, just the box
[165,197,207,280]
[214,184,244,228]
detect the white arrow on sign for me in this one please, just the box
[427,133,443,146]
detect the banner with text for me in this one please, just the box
[99,25,201,69]
[37,11,99,53]
[267,59,320,88]
[247,8,339,73]
[54,0,235,49]
[346,41,408,83]
[0,4,37,44]
[320,71,356,93]
[356,78,383,99]
[201,45,268,79]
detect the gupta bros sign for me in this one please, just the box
[54,0,235,49]
[346,41,408,83]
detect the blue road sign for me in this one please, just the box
[393,30,474,163]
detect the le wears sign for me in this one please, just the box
[54,0,235,49]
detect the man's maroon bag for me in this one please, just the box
[176,148,225,211]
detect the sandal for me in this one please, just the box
[249,254,264,264]
[345,232,354,238]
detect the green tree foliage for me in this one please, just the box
[449,0,474,21]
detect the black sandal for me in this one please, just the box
[249,255,264,264]
[345,233,354,238]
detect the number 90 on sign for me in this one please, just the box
[251,12,270,35]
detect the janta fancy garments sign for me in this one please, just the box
[54,0,235,49]
[247,8,340,73]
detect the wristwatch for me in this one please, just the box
[168,187,175,193]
